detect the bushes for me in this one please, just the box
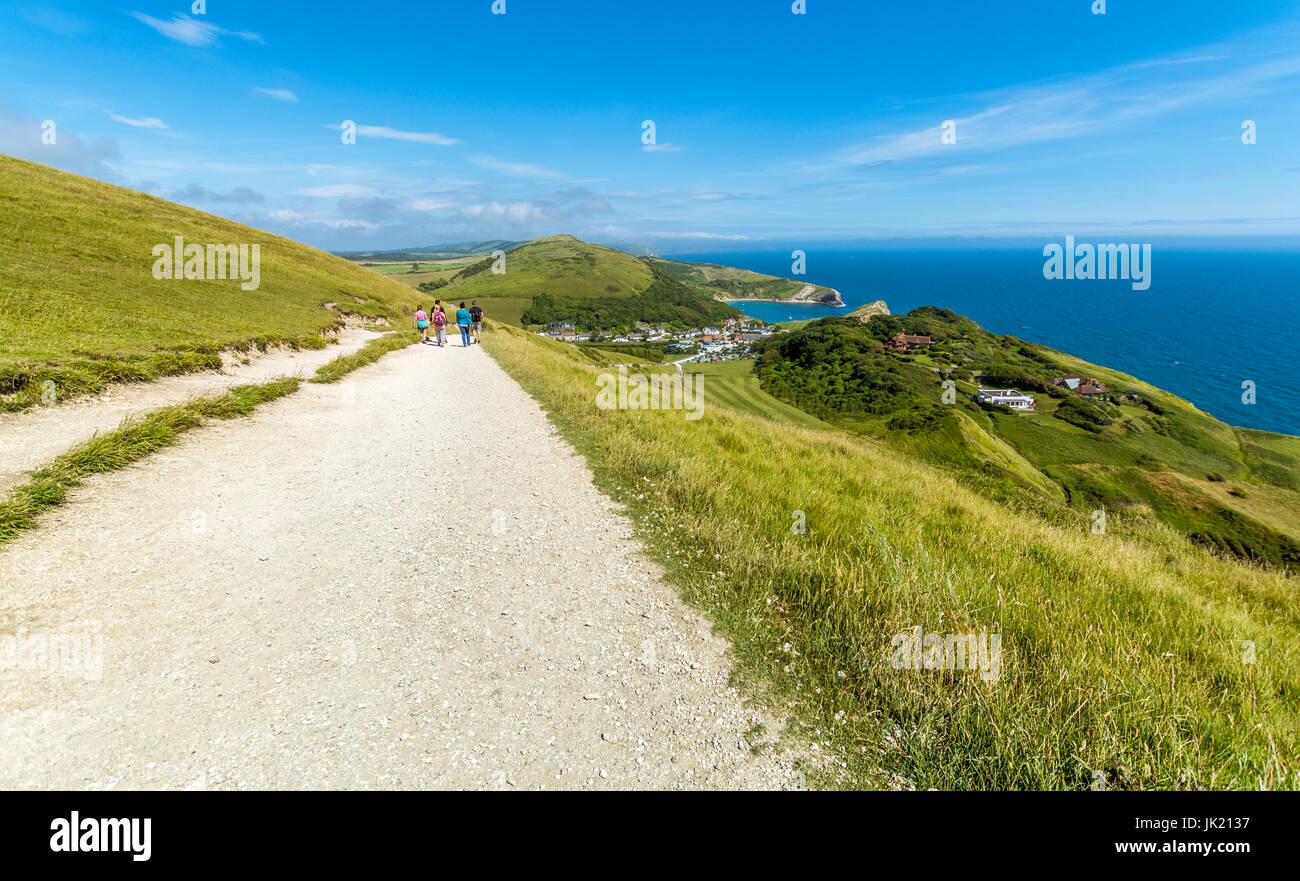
[1054,398,1114,432]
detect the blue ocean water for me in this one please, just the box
[668,248,1300,437]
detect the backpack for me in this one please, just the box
[434,311,446,326]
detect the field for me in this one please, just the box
[0,155,419,410]
[683,360,831,429]
[481,319,1299,790]
[358,259,478,287]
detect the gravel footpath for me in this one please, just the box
[0,340,803,790]
[0,328,381,494]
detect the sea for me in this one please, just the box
[667,247,1300,437]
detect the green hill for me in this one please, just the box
[438,234,740,331]
[0,154,418,410]
[755,308,1300,571]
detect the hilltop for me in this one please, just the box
[434,234,741,331]
[0,154,418,410]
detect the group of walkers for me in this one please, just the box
[415,299,483,347]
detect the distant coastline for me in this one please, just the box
[718,283,844,307]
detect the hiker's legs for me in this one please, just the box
[460,326,471,346]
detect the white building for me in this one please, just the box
[977,388,1036,410]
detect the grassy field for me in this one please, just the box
[0,154,419,410]
[684,360,831,429]
[358,259,477,287]
[482,319,1299,790]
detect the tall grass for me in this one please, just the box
[482,321,1299,790]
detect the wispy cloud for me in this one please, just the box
[292,184,376,198]
[343,124,459,146]
[105,111,167,130]
[254,87,299,102]
[643,143,683,153]
[129,12,262,47]
[406,197,458,212]
[470,155,563,179]
[818,46,1300,173]
[268,208,377,232]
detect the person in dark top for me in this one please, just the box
[469,301,484,344]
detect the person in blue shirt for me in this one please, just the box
[455,303,473,347]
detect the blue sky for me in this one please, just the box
[3,0,1300,251]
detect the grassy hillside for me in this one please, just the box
[756,308,1300,570]
[481,319,1298,790]
[437,235,740,331]
[0,154,419,410]
[683,360,832,429]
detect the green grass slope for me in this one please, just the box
[0,154,419,409]
[756,308,1300,570]
[481,320,1299,790]
[683,360,832,429]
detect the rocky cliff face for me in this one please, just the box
[848,299,890,321]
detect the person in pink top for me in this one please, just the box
[432,303,448,347]
[414,306,429,343]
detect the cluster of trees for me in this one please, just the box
[755,318,933,420]
[416,278,448,294]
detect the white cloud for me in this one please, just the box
[469,154,563,180]
[460,201,552,225]
[352,124,459,146]
[649,231,751,240]
[129,12,262,47]
[105,111,167,129]
[292,184,377,198]
[405,197,458,212]
[254,87,299,102]
[268,208,377,231]
[819,44,1300,172]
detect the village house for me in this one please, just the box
[1052,374,1109,398]
[977,388,1036,410]
[885,332,934,352]
[546,320,575,339]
